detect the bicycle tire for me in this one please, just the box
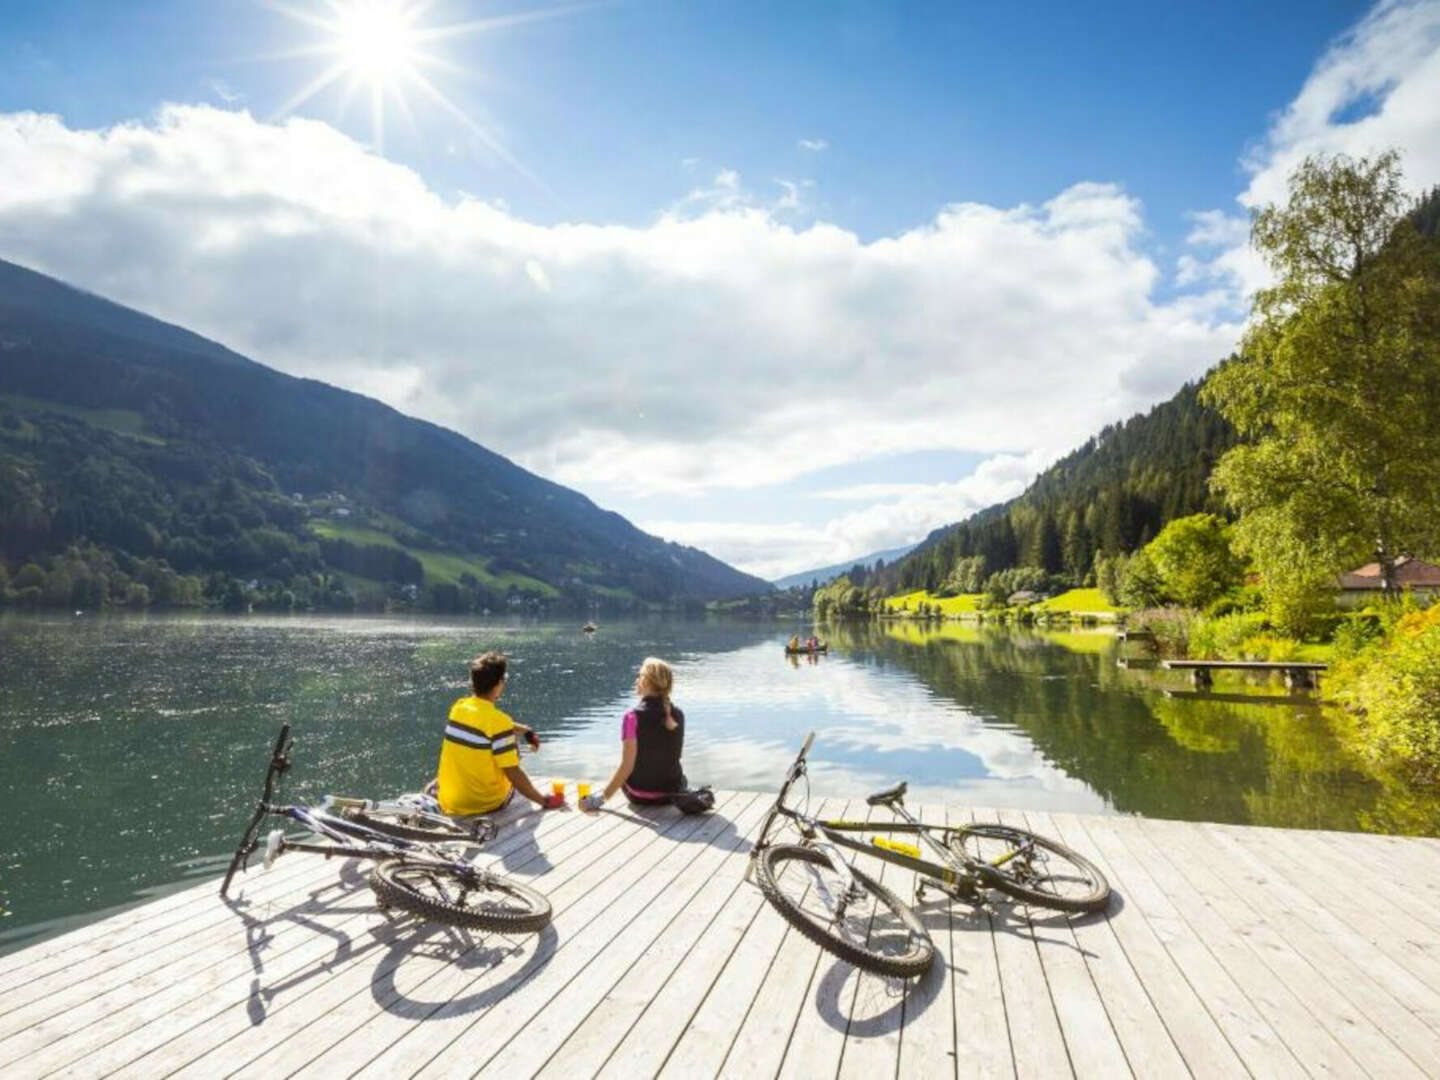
[951,824,1110,913]
[369,857,552,933]
[756,844,933,978]
[339,806,482,844]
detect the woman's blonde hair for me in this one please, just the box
[637,656,678,730]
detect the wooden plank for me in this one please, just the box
[0,853,329,1002]
[1074,814,1305,1078]
[971,808,1074,1079]
[1139,816,1428,1077]
[1204,821,1440,1007]
[1023,809,1187,1079]
[0,852,358,1057]
[938,803,1015,1080]
[995,808,1130,1080]
[36,804,602,1079]
[479,793,772,1078]
[835,801,932,1079]
[139,806,612,1080]
[1164,818,1440,1068]
[772,802,884,1080]
[712,802,860,1078]
[895,802,959,1080]
[212,799,723,1079]
[0,853,333,1032]
[535,799,837,1079]
[1111,818,1373,1078]
[596,798,855,1079]
[1047,812,1246,1079]
[375,796,761,1079]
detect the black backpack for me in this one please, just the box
[668,786,715,814]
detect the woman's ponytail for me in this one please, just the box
[638,656,678,731]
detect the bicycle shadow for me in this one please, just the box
[224,859,398,1026]
[481,807,559,874]
[369,918,561,1019]
[808,894,955,1037]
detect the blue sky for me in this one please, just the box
[2,0,1365,245]
[2,0,1437,578]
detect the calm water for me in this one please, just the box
[3,611,1436,950]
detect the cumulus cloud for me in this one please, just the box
[643,452,1043,579]
[798,137,829,152]
[1182,0,1440,301]
[0,106,1241,516]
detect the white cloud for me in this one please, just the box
[643,451,1041,578]
[0,105,1241,524]
[798,137,829,152]
[1182,0,1440,301]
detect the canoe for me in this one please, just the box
[784,644,828,655]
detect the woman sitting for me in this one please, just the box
[581,657,689,810]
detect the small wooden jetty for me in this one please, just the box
[1161,659,1328,690]
[2,793,1438,1078]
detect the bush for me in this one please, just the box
[1188,612,1271,659]
[1333,614,1384,658]
[1128,607,1199,657]
[1333,605,1440,777]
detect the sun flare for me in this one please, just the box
[268,0,580,170]
[334,3,420,80]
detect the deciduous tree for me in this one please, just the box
[1203,151,1440,613]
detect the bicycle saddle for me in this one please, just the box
[866,781,907,806]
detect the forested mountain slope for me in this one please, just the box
[0,258,768,611]
[887,381,1237,592]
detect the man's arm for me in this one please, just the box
[504,764,555,807]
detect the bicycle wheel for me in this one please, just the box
[950,824,1110,913]
[339,806,485,844]
[756,844,933,978]
[369,857,551,933]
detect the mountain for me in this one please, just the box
[771,542,918,590]
[883,381,1237,592]
[0,257,770,612]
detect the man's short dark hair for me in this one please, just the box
[470,652,507,695]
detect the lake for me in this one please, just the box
[2,611,1436,951]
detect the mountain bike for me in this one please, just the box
[749,733,1111,978]
[219,724,552,933]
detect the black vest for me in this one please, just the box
[628,697,687,793]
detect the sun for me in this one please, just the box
[333,3,421,81]
[267,0,581,169]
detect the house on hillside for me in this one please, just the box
[1336,556,1440,607]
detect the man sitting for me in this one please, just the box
[435,651,562,823]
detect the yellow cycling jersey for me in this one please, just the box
[435,696,520,815]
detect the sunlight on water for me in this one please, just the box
[1,611,1434,949]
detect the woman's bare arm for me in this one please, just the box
[599,739,638,803]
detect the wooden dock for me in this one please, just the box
[3,792,1439,1078]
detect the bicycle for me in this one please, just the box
[749,733,1111,978]
[219,724,552,933]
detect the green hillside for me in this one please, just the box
[0,258,767,613]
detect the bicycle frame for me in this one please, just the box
[753,733,1030,899]
[220,723,481,898]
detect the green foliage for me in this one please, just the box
[1127,607,1199,657]
[1144,513,1245,609]
[1203,151,1440,627]
[1118,548,1165,609]
[0,256,770,613]
[888,382,1235,596]
[1188,612,1272,659]
[1332,605,1440,777]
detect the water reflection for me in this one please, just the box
[2,611,1437,950]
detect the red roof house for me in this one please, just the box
[1337,556,1440,605]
